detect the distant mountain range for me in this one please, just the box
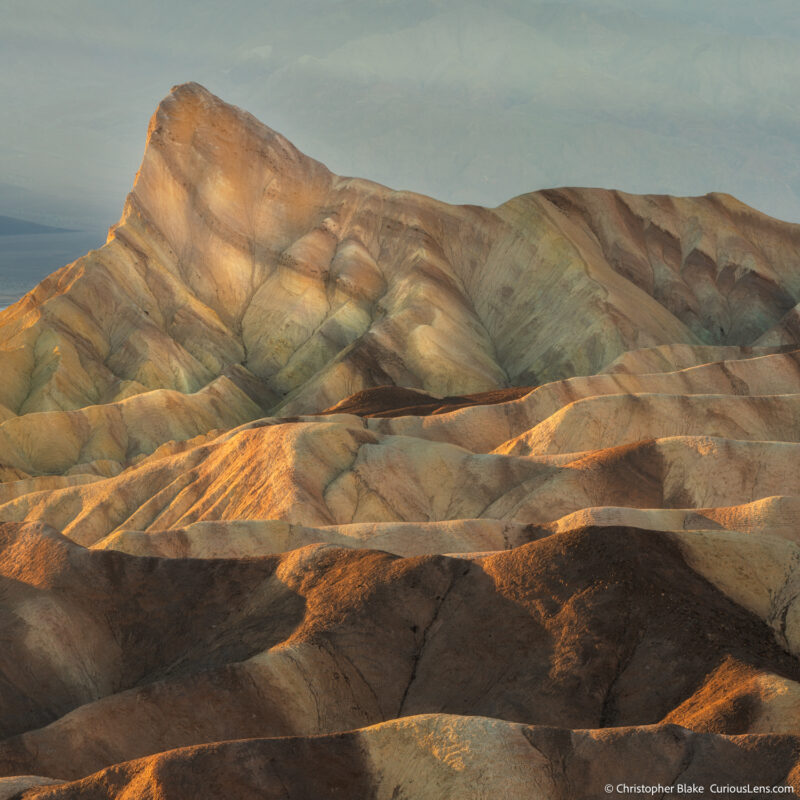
[0,214,73,235]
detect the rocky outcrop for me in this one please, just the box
[3,522,800,785]
[2,84,800,427]
[2,84,800,796]
[11,717,800,800]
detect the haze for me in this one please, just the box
[2,0,800,232]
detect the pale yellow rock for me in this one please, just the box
[369,349,800,454]
[0,376,261,475]
[748,673,800,734]
[92,518,538,558]
[602,343,791,375]
[360,714,556,800]
[4,420,799,549]
[494,393,800,456]
[548,496,800,541]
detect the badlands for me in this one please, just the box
[2,83,800,797]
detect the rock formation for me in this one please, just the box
[2,83,800,797]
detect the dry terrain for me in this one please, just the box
[2,83,800,798]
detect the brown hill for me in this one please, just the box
[9,719,800,800]
[2,521,800,785]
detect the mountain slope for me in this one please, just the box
[2,522,800,782]
[2,83,800,424]
[2,84,800,797]
[11,717,800,800]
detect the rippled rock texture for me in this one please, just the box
[2,83,800,798]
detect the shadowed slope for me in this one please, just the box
[320,384,534,417]
[2,523,800,781]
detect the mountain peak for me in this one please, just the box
[6,83,800,429]
[2,84,800,796]
[112,83,334,272]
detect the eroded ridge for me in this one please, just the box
[2,83,800,797]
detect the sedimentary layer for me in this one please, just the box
[2,83,800,796]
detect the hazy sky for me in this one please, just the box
[3,0,800,231]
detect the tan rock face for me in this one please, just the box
[3,84,800,425]
[2,83,800,796]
